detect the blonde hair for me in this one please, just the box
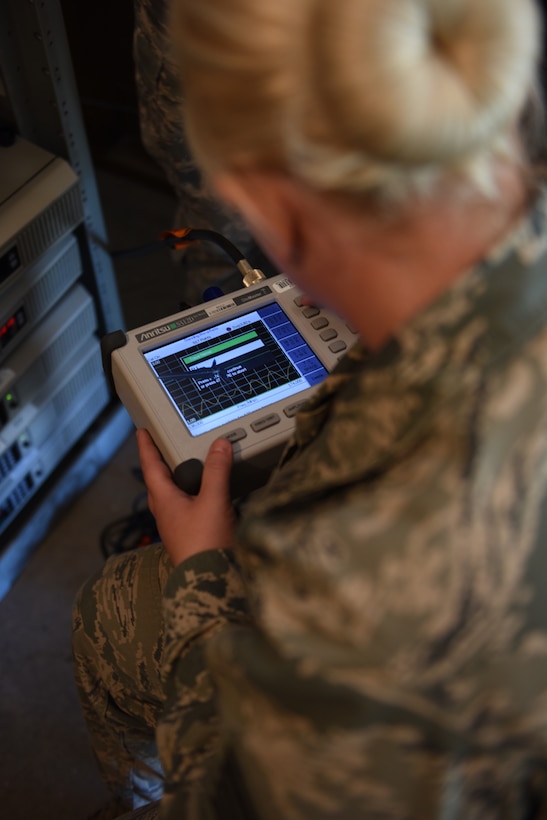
[170,0,542,200]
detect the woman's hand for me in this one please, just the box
[136,428,236,567]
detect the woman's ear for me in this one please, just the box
[212,171,304,269]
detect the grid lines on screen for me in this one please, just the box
[151,317,301,424]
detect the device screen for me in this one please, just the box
[143,302,328,436]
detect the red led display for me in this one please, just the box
[0,308,26,352]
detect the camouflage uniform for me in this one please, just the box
[74,186,547,819]
[132,0,277,306]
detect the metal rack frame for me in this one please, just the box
[0,0,132,594]
[0,0,124,333]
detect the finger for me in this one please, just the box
[136,429,173,489]
[199,437,233,499]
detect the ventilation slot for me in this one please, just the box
[0,442,22,484]
[26,239,81,320]
[0,472,34,526]
[17,186,83,268]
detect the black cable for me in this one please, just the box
[180,229,245,265]
[99,490,159,559]
[110,228,245,265]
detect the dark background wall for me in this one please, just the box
[59,1,140,162]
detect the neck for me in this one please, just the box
[298,168,530,349]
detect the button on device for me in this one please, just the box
[284,401,306,418]
[302,306,320,318]
[329,340,347,353]
[225,428,247,444]
[251,413,281,432]
[311,317,329,330]
[320,328,338,341]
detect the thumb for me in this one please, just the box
[199,437,233,499]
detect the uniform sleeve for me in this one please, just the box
[157,548,250,819]
[200,447,547,819]
[133,0,195,199]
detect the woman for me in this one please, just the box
[74,0,547,817]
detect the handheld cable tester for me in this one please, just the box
[102,274,357,498]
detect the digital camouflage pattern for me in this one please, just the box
[74,186,547,819]
[132,0,277,306]
[72,543,170,812]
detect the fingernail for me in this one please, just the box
[212,438,231,454]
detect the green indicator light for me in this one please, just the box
[183,331,259,365]
[6,393,13,402]
[170,322,178,329]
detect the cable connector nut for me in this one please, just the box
[238,259,267,287]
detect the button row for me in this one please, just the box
[294,296,355,354]
[223,399,310,445]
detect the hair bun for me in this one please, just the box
[308,0,540,166]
